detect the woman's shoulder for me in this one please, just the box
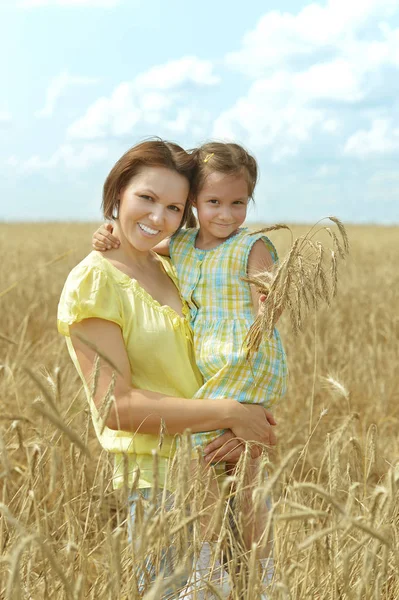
[64,251,113,288]
[58,252,123,336]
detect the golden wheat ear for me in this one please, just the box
[244,217,349,360]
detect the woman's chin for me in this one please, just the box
[126,231,160,252]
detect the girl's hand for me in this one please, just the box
[257,293,267,316]
[92,223,120,251]
[204,431,245,464]
[203,406,277,463]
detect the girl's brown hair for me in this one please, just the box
[191,142,258,200]
[102,139,197,228]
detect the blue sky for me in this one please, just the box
[1,0,398,224]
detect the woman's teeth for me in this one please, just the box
[138,223,160,235]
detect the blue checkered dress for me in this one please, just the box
[170,227,288,450]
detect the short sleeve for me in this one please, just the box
[243,232,279,267]
[169,228,195,261]
[261,235,279,263]
[57,262,122,337]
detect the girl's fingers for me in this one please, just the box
[206,442,263,463]
[100,223,119,246]
[97,232,114,246]
[92,242,107,251]
[102,232,119,246]
[204,439,244,463]
[257,294,267,316]
[203,431,234,455]
[93,232,119,250]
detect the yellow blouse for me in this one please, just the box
[57,251,203,490]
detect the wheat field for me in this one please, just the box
[0,222,398,599]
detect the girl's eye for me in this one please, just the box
[233,200,244,205]
[208,199,219,204]
[168,205,181,212]
[140,195,153,201]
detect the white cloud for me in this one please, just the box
[134,56,219,89]
[315,164,340,177]
[67,56,219,140]
[36,71,99,118]
[344,119,399,157]
[322,119,339,133]
[293,59,362,101]
[214,0,399,160]
[8,143,109,171]
[19,0,120,7]
[212,61,357,161]
[165,108,192,134]
[0,111,12,122]
[226,0,399,76]
[369,169,399,185]
[67,83,143,139]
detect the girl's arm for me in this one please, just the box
[70,317,274,445]
[92,223,170,257]
[152,238,171,257]
[247,239,283,321]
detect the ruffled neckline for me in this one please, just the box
[193,227,247,253]
[90,251,190,322]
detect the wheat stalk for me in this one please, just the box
[245,216,349,359]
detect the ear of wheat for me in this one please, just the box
[245,216,349,360]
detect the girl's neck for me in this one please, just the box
[195,226,241,250]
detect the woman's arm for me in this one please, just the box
[70,317,275,445]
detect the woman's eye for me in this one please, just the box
[209,199,219,204]
[140,195,153,201]
[168,205,181,212]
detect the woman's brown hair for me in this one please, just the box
[191,141,258,200]
[102,139,197,228]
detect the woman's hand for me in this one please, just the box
[92,223,120,251]
[203,407,277,464]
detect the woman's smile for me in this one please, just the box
[138,222,161,236]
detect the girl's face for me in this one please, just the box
[117,166,189,252]
[195,171,250,240]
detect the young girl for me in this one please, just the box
[93,141,287,593]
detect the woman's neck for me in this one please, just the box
[112,221,155,268]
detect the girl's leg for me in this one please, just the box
[178,541,227,599]
[179,460,231,599]
[189,457,223,542]
[128,488,190,598]
[224,455,274,599]
[234,455,273,558]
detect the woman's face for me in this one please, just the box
[117,166,189,252]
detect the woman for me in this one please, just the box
[57,140,276,596]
